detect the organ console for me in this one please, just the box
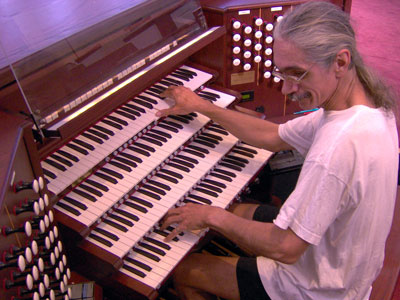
[0,0,350,299]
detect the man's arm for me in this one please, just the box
[162,203,309,264]
[158,86,292,152]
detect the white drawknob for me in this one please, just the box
[244,39,252,47]
[265,36,273,44]
[233,20,241,29]
[233,46,241,54]
[233,34,241,42]
[254,43,262,51]
[244,51,252,59]
[243,63,251,71]
[254,30,263,39]
[255,18,263,26]
[264,71,272,78]
[265,48,273,56]
[254,55,262,63]
[244,26,252,34]
[266,23,274,31]
[277,16,284,22]
[273,76,281,83]
[264,59,272,67]
[233,58,241,66]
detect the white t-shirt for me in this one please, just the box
[257,105,398,300]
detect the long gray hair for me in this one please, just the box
[273,1,397,112]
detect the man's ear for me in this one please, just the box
[334,49,351,77]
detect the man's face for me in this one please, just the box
[273,39,338,110]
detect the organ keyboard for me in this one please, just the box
[0,0,274,299]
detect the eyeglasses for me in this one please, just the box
[272,64,314,83]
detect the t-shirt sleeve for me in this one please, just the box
[278,110,321,157]
[273,161,349,245]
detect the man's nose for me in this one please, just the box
[280,80,299,95]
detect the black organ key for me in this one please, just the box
[198,90,220,99]
[168,115,190,124]
[235,145,258,154]
[114,208,139,222]
[128,196,153,208]
[178,67,197,77]
[195,187,218,198]
[81,132,104,144]
[79,183,103,197]
[133,248,160,262]
[159,79,177,87]
[196,135,219,145]
[170,72,189,82]
[119,152,143,164]
[43,168,57,180]
[182,148,205,158]
[154,173,178,184]
[153,228,179,242]
[89,233,113,247]
[169,163,190,173]
[144,237,171,251]
[199,183,223,193]
[43,158,67,171]
[106,115,129,126]
[145,132,167,143]
[173,69,194,79]
[187,194,212,205]
[202,132,223,141]
[73,138,95,151]
[225,155,249,164]
[108,214,133,227]
[198,93,216,102]
[132,98,153,109]
[163,77,183,86]
[209,172,232,182]
[127,145,151,157]
[56,202,80,216]
[148,87,164,95]
[207,126,229,136]
[202,179,227,189]
[193,138,215,149]
[66,143,89,155]
[119,106,142,117]
[109,161,132,172]
[94,172,118,184]
[93,227,119,241]
[115,110,136,120]
[144,90,162,99]
[231,149,254,158]
[125,256,152,272]
[141,136,163,147]
[63,196,87,210]
[171,158,195,169]
[133,142,156,153]
[125,200,148,214]
[93,124,115,136]
[86,128,110,140]
[56,149,80,162]
[222,158,246,168]
[85,179,109,192]
[103,219,128,232]
[160,119,183,129]
[156,123,179,133]
[146,179,171,191]
[137,189,161,201]
[136,95,158,105]
[141,184,166,196]
[114,156,137,168]
[74,188,97,202]
[212,168,236,178]
[149,129,172,139]
[49,154,73,167]
[175,154,198,165]
[122,264,146,278]
[100,119,123,130]
[219,162,242,172]
[186,145,209,154]
[159,169,183,179]
[124,103,146,113]
[100,167,124,180]
[138,242,166,256]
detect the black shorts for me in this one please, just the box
[236,204,279,300]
